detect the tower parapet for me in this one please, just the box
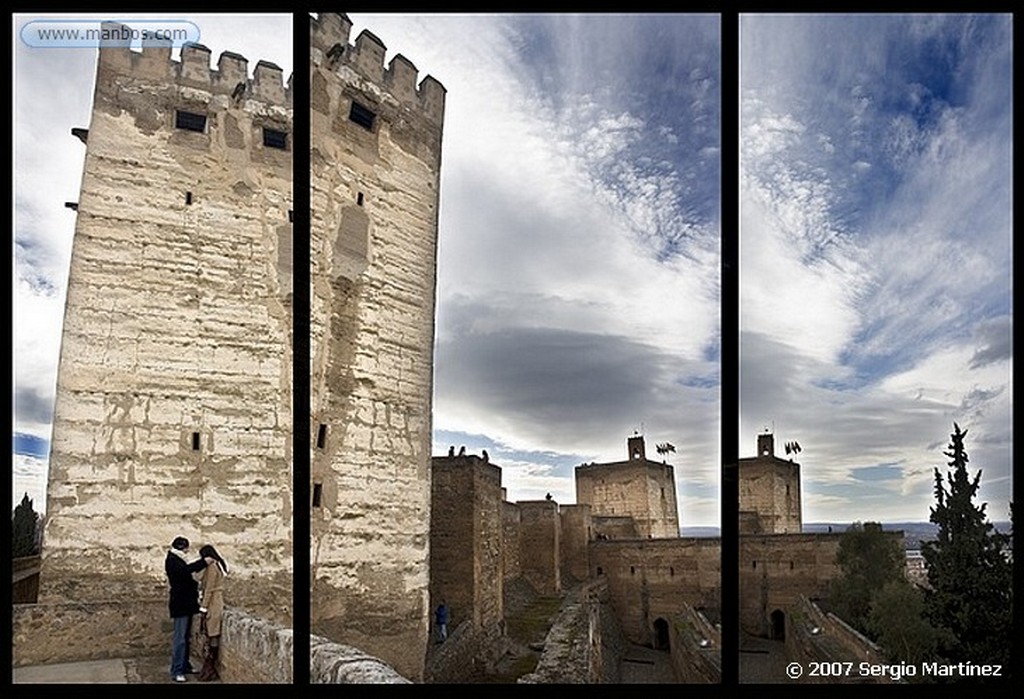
[96,22,293,110]
[309,12,445,127]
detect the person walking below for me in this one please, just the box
[165,536,211,683]
[197,544,228,682]
[435,601,449,643]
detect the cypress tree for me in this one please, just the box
[921,422,1012,678]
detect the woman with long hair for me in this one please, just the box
[197,544,228,682]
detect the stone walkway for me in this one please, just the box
[13,654,221,684]
[619,644,675,683]
[739,634,789,684]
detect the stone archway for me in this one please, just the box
[653,617,671,650]
[770,609,785,640]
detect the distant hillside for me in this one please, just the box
[679,526,720,538]
[678,522,1011,548]
[805,521,1012,550]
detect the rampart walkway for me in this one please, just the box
[13,655,221,684]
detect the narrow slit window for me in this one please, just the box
[312,483,323,508]
[357,192,364,206]
[263,128,288,149]
[316,424,327,449]
[175,110,207,133]
[191,432,201,451]
[349,102,375,130]
[753,560,757,570]
[185,192,193,205]
[288,209,293,223]
[630,566,635,576]
[670,566,675,577]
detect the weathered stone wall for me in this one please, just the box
[308,13,445,682]
[13,601,293,682]
[574,438,679,539]
[592,515,639,540]
[424,619,505,684]
[502,500,522,582]
[518,501,561,595]
[559,504,591,583]
[785,597,890,684]
[430,453,503,632]
[739,533,845,636]
[310,636,411,683]
[518,580,617,684]
[217,609,292,683]
[13,599,167,666]
[42,22,293,625]
[590,538,720,646]
[670,604,721,683]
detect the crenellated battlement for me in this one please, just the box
[97,22,293,109]
[309,12,445,126]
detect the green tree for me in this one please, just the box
[12,492,41,558]
[867,580,944,668]
[826,521,905,635]
[921,423,1012,677]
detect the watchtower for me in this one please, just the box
[42,23,294,623]
[575,435,680,539]
[308,13,445,681]
[738,432,802,534]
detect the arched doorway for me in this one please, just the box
[770,609,785,640]
[653,617,670,650]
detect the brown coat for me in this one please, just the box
[199,561,226,637]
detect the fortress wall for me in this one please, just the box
[559,504,592,583]
[474,460,505,628]
[645,463,680,538]
[518,501,561,595]
[41,22,293,623]
[308,13,445,681]
[517,579,613,684]
[502,500,522,582]
[13,599,167,666]
[670,604,721,684]
[218,609,293,683]
[429,457,477,633]
[784,597,890,684]
[739,533,845,636]
[592,515,639,540]
[430,454,503,631]
[590,538,720,645]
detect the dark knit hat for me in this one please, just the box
[171,536,189,551]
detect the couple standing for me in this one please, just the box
[165,536,228,683]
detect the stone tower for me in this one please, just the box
[738,432,802,534]
[42,24,294,623]
[308,13,445,681]
[574,434,680,539]
[430,452,504,638]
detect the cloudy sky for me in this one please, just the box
[740,14,1013,524]
[12,13,294,513]
[349,14,723,526]
[17,13,1009,531]
[12,13,721,526]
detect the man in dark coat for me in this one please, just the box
[166,536,210,682]
[435,601,449,643]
